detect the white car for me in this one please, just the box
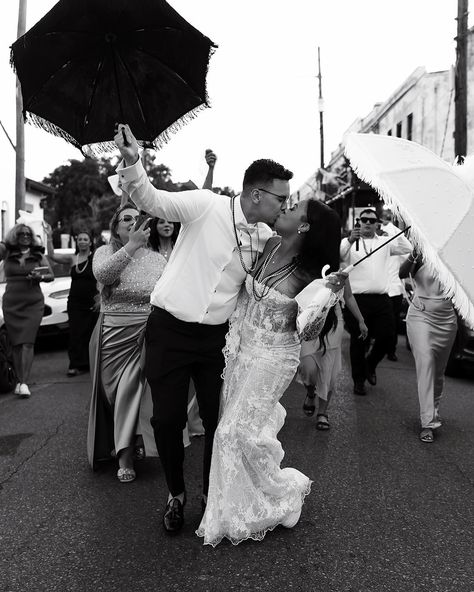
[0,263,72,337]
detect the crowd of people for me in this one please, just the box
[0,124,460,547]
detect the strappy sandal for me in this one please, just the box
[419,428,434,443]
[316,413,330,430]
[303,393,317,416]
[117,467,136,483]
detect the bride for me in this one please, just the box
[196,198,342,546]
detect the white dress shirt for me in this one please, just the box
[382,221,405,297]
[340,232,411,295]
[118,158,272,324]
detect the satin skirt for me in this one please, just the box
[87,312,156,468]
[406,299,457,428]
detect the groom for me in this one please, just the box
[114,124,293,533]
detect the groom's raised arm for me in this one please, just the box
[115,124,213,223]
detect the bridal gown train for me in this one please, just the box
[196,277,311,546]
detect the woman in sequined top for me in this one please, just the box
[87,204,167,482]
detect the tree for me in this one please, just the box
[42,156,118,235]
[141,151,175,190]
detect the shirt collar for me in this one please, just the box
[233,195,258,231]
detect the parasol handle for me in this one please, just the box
[322,226,411,277]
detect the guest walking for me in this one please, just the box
[87,204,164,482]
[0,224,53,397]
[299,280,367,429]
[400,252,457,443]
[340,209,411,395]
[44,225,98,376]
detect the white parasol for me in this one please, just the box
[344,133,474,330]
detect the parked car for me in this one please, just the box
[0,257,72,338]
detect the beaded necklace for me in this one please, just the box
[252,242,298,301]
[75,254,90,274]
[231,195,259,274]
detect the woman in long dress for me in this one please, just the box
[0,224,53,397]
[197,199,343,546]
[44,226,98,376]
[299,282,367,430]
[400,252,457,443]
[87,204,167,481]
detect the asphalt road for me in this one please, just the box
[0,335,473,592]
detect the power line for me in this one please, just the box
[0,119,16,151]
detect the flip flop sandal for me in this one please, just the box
[316,413,330,430]
[419,429,434,443]
[303,394,317,417]
[117,468,136,483]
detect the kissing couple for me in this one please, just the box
[114,124,345,546]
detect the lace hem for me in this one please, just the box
[195,479,312,548]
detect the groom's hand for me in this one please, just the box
[114,123,139,167]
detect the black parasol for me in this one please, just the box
[10,0,217,154]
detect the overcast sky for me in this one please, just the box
[0,1,462,197]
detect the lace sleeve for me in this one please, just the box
[92,245,133,285]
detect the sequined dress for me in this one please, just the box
[87,245,166,467]
[196,277,311,546]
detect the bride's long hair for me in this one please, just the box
[297,199,342,352]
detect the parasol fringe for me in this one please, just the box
[82,101,209,157]
[25,112,83,150]
[345,140,474,330]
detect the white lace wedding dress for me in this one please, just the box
[196,276,312,547]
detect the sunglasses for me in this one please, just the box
[119,215,139,223]
[257,188,288,201]
[360,217,378,224]
[18,231,32,237]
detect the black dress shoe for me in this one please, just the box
[163,495,186,534]
[353,381,366,396]
[366,367,377,385]
[387,353,398,362]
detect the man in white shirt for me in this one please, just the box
[114,124,292,533]
[340,208,411,395]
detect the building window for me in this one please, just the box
[387,129,392,136]
[407,113,413,141]
[396,122,402,137]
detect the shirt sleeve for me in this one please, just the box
[389,233,412,256]
[93,245,133,285]
[117,158,214,223]
[340,238,352,262]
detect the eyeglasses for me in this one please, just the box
[119,215,139,223]
[18,231,32,237]
[360,217,378,224]
[257,188,288,201]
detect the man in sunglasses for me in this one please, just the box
[340,208,411,395]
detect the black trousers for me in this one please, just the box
[145,307,228,497]
[389,294,403,355]
[343,294,395,384]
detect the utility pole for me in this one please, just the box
[454,0,468,158]
[15,0,27,218]
[317,46,325,169]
